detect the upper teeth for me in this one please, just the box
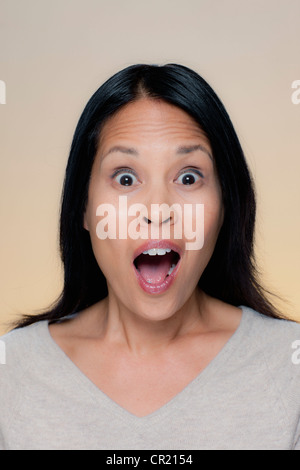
[142,248,172,256]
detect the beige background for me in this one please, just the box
[0,0,299,334]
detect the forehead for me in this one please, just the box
[98,98,211,149]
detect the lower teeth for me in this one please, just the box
[166,263,176,277]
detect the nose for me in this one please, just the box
[140,183,179,230]
[141,204,176,241]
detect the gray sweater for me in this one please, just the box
[1,306,300,450]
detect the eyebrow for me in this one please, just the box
[103,146,139,159]
[176,144,213,160]
[102,144,212,160]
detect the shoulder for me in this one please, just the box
[0,322,50,431]
[240,306,300,390]
[0,322,48,367]
[242,306,300,346]
[0,322,49,393]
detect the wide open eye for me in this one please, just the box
[176,169,203,185]
[113,169,138,186]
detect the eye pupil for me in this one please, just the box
[182,174,195,185]
[120,175,133,186]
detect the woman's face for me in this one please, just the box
[84,99,224,321]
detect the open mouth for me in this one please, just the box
[134,249,180,284]
[132,244,181,293]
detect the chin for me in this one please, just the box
[124,290,189,323]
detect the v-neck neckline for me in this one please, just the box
[38,305,250,426]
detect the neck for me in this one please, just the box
[96,289,209,356]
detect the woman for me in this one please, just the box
[1,64,300,450]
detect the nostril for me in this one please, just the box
[143,216,172,225]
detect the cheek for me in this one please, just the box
[184,194,223,269]
[89,230,129,287]
[184,204,223,284]
[85,201,133,284]
[83,195,118,277]
[189,185,223,251]
[84,176,119,234]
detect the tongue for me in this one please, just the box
[136,254,172,284]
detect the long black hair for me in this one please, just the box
[15,63,284,328]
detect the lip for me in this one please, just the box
[132,240,183,295]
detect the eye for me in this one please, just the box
[112,168,138,186]
[176,169,203,185]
